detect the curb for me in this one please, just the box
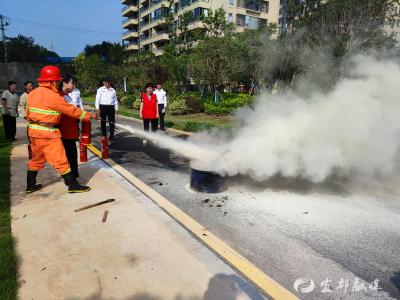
[87,143,299,300]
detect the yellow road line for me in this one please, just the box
[87,144,299,300]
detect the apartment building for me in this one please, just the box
[121,0,280,55]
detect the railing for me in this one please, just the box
[122,18,138,25]
[140,16,166,29]
[140,19,150,27]
[123,29,138,37]
[127,41,139,46]
[236,0,268,12]
[140,5,150,13]
[178,0,199,10]
[122,3,139,13]
[139,0,168,15]
[140,31,169,43]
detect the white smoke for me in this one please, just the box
[121,55,400,183]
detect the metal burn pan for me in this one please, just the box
[190,168,227,193]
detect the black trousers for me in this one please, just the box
[2,114,16,140]
[143,119,158,132]
[62,139,79,178]
[158,104,165,130]
[99,105,115,138]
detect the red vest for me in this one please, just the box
[59,93,80,140]
[141,93,158,119]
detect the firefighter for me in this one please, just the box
[26,66,98,194]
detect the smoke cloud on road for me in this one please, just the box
[123,55,400,183]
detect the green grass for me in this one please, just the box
[0,117,17,299]
[83,95,232,132]
[118,105,232,131]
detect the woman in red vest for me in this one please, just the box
[140,83,159,132]
[58,74,81,178]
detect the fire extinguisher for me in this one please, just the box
[81,120,91,145]
[80,142,88,163]
[79,119,91,163]
[101,137,110,159]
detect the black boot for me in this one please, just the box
[26,170,43,194]
[62,171,91,193]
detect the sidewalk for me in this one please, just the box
[10,126,264,299]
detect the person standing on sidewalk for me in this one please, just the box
[2,81,19,141]
[140,83,159,133]
[153,83,167,131]
[58,74,81,179]
[26,66,98,194]
[95,79,118,141]
[20,81,34,118]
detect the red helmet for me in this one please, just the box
[37,65,63,82]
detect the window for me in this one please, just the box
[245,15,260,29]
[236,14,245,26]
[228,13,233,23]
[229,0,234,5]
[192,7,208,19]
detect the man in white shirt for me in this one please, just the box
[68,88,84,109]
[153,83,167,131]
[95,79,118,140]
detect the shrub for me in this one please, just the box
[204,93,254,115]
[183,121,215,132]
[123,95,136,109]
[133,97,141,110]
[168,92,204,115]
[168,95,188,115]
[183,93,204,114]
[119,96,128,106]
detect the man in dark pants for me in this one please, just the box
[95,79,118,140]
[2,81,19,141]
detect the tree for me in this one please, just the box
[73,53,106,91]
[189,36,246,91]
[84,41,124,65]
[0,34,58,63]
[201,8,235,37]
[283,0,400,57]
[236,23,278,91]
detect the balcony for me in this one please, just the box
[122,30,139,40]
[140,31,169,45]
[139,0,169,17]
[122,4,139,16]
[178,0,199,10]
[125,41,139,51]
[122,18,139,28]
[140,17,165,31]
[236,0,268,13]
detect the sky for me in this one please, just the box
[1,0,123,57]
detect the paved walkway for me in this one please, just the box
[10,124,265,300]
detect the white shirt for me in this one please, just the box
[64,94,77,107]
[95,86,118,111]
[154,89,167,106]
[68,88,84,109]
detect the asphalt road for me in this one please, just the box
[92,116,400,300]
